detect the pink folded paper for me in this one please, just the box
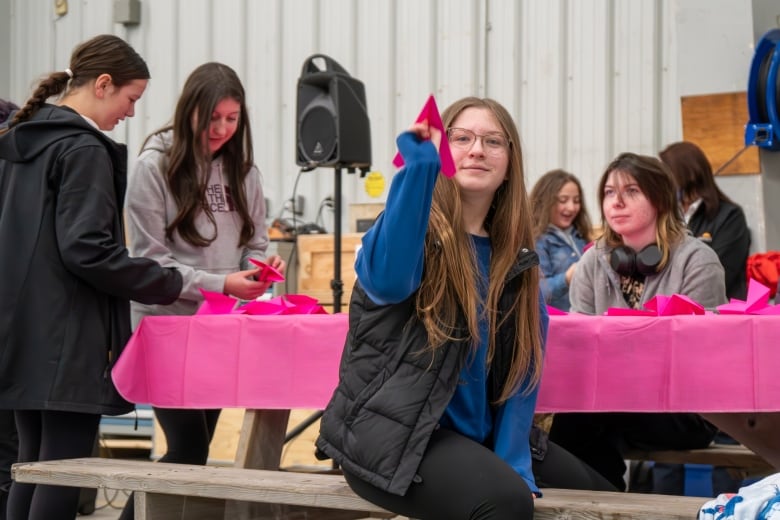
[392,95,456,177]
[196,289,327,315]
[605,293,704,316]
[248,258,285,282]
[546,305,568,316]
[717,278,780,315]
[195,289,238,315]
[240,294,327,315]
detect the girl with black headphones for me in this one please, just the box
[548,152,727,492]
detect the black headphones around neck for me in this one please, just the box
[609,244,663,277]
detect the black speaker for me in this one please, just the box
[296,55,371,169]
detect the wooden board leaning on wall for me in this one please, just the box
[681,91,759,175]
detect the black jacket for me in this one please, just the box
[0,104,183,415]
[688,200,750,300]
[316,249,539,496]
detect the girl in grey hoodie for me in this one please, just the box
[548,152,726,492]
[120,62,285,520]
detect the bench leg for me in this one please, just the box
[136,492,226,520]
[227,409,289,519]
[703,413,780,470]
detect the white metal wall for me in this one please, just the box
[6,0,732,232]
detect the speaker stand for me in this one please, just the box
[282,167,345,467]
[331,167,345,314]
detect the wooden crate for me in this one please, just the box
[296,233,364,312]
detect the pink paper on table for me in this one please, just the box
[392,95,456,177]
[604,307,657,317]
[546,305,568,316]
[644,294,704,315]
[717,278,780,314]
[248,258,285,282]
[240,295,327,315]
[605,293,704,316]
[196,289,327,315]
[196,289,238,315]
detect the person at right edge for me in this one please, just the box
[660,141,750,301]
[655,140,752,496]
[548,152,727,493]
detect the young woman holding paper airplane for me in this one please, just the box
[317,97,552,519]
[119,62,284,520]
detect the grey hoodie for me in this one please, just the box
[126,131,270,324]
[570,234,728,315]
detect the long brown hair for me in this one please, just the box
[144,62,256,247]
[7,34,149,128]
[599,152,687,269]
[417,97,543,403]
[530,169,592,239]
[659,141,733,221]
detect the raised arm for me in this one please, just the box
[356,129,441,304]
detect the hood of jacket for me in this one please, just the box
[0,104,126,170]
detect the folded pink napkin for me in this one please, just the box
[196,289,327,315]
[605,293,705,316]
[717,278,780,315]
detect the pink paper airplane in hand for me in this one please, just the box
[392,95,456,177]
[249,258,285,282]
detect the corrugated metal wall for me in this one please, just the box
[7,0,681,230]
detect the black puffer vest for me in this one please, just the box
[316,248,539,495]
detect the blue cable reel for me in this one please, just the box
[746,28,780,150]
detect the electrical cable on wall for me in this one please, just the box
[277,167,306,295]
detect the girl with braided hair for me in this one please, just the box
[0,34,183,519]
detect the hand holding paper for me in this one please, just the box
[393,95,456,177]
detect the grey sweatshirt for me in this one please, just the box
[570,234,728,315]
[125,131,270,325]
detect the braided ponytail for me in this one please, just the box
[9,72,71,127]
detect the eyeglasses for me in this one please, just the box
[447,128,511,156]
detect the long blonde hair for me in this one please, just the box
[416,97,543,403]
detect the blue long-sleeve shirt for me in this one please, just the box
[355,130,547,494]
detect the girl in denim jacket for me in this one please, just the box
[531,170,592,311]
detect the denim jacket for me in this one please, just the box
[535,225,586,311]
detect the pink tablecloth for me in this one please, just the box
[112,313,348,409]
[112,313,780,413]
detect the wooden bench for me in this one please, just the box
[625,443,774,480]
[13,457,708,520]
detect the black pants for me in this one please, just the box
[8,410,100,520]
[343,428,534,520]
[532,438,617,492]
[549,412,717,491]
[118,408,220,520]
[0,411,17,520]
